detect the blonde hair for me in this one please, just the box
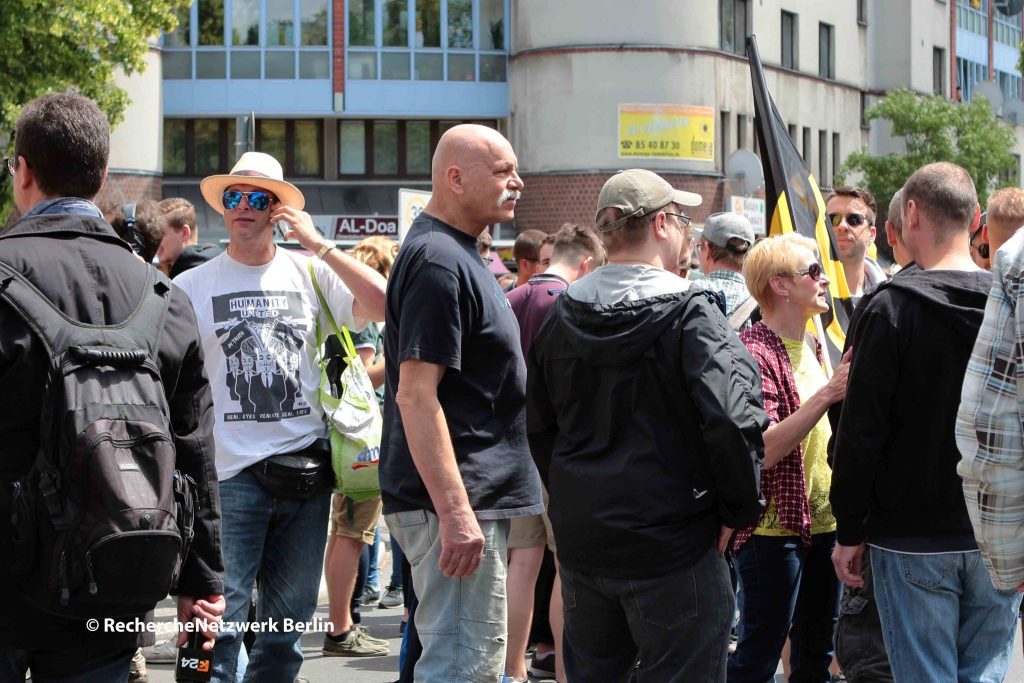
[742,233,819,312]
[987,187,1024,232]
[350,236,399,278]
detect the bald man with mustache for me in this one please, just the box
[380,125,543,682]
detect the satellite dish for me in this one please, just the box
[725,150,765,197]
[1003,100,1024,126]
[973,80,1005,111]
[995,0,1023,16]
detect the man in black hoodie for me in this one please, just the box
[527,169,766,682]
[831,162,1020,682]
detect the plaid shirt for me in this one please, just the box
[734,322,819,551]
[956,229,1024,591]
[692,269,753,329]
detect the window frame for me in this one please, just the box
[818,22,835,80]
[337,118,498,177]
[255,118,325,177]
[781,11,798,71]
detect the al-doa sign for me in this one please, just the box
[618,104,715,162]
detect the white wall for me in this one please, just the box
[107,45,163,175]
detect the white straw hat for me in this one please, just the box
[200,151,305,215]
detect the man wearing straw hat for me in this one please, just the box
[174,151,387,682]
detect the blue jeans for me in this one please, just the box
[390,537,406,589]
[365,524,382,591]
[212,469,331,683]
[0,648,132,683]
[386,510,510,683]
[871,547,1022,683]
[728,532,841,683]
[562,546,734,683]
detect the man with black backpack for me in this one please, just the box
[0,93,224,681]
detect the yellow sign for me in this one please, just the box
[618,104,715,161]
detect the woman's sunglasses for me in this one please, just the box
[222,190,274,212]
[779,262,824,281]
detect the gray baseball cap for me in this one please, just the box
[595,169,702,232]
[702,212,755,252]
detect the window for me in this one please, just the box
[338,119,497,176]
[857,0,867,25]
[832,133,841,183]
[346,0,508,82]
[933,48,945,96]
[957,0,989,37]
[781,11,798,70]
[818,23,834,79]
[860,92,868,128]
[737,113,747,150]
[818,130,828,186]
[719,111,731,169]
[788,123,797,143]
[1000,154,1021,187]
[256,119,324,176]
[719,0,751,55]
[957,57,988,101]
[162,0,330,80]
[162,118,237,176]
[802,127,812,166]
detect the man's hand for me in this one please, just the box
[832,542,866,588]
[176,594,226,650]
[272,205,324,253]
[437,505,485,578]
[718,525,734,555]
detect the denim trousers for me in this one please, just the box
[561,546,734,683]
[0,648,133,683]
[212,469,331,683]
[728,532,841,683]
[386,510,510,683]
[871,547,1022,683]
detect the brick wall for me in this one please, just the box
[514,172,727,234]
[94,173,162,210]
[332,0,345,98]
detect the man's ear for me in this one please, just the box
[182,224,193,242]
[579,255,594,275]
[445,165,464,195]
[651,211,670,240]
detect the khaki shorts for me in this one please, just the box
[508,485,556,552]
[329,492,382,545]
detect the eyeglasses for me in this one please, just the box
[663,211,692,228]
[828,212,868,229]
[3,155,15,177]
[481,255,494,264]
[222,190,274,212]
[780,262,824,281]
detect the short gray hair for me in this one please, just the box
[888,188,903,233]
[902,162,978,238]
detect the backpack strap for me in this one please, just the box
[0,261,172,369]
[308,260,356,360]
[729,296,759,331]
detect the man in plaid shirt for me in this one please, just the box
[957,224,1024,593]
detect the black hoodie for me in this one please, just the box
[527,275,767,578]
[831,267,992,551]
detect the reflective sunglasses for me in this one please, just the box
[779,262,824,281]
[827,212,868,229]
[222,190,273,211]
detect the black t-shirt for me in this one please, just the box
[381,212,543,519]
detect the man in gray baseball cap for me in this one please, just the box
[526,169,766,682]
[692,212,757,329]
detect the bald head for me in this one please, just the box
[426,124,523,235]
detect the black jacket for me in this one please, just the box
[0,214,223,651]
[527,286,767,579]
[831,267,992,548]
[169,243,221,278]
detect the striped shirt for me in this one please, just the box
[956,228,1024,591]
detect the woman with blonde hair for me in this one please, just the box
[728,233,851,683]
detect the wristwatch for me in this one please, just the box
[316,242,336,259]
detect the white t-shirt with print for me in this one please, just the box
[174,247,360,480]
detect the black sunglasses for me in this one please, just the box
[780,262,824,281]
[828,212,868,229]
[222,190,274,212]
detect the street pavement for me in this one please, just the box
[143,600,1024,683]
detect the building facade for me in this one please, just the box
[103,0,1024,240]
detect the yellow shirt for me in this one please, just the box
[754,336,837,536]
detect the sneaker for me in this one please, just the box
[378,585,404,609]
[128,649,148,683]
[352,624,390,646]
[362,585,380,606]
[139,639,178,664]
[529,650,556,678]
[322,627,391,657]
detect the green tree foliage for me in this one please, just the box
[838,89,1017,214]
[0,0,192,218]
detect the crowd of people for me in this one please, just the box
[4,91,1024,683]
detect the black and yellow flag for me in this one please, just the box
[746,35,851,366]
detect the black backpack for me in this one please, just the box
[0,261,196,619]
